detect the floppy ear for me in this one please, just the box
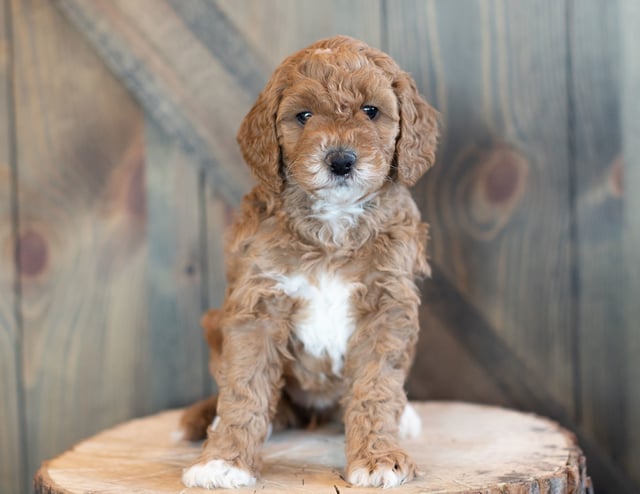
[393,72,440,186]
[236,76,284,192]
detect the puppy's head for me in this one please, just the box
[237,36,439,202]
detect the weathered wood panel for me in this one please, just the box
[219,0,383,68]
[0,1,634,493]
[419,267,635,493]
[620,0,640,485]
[145,119,212,408]
[0,1,26,493]
[204,183,231,320]
[386,0,574,416]
[569,2,640,490]
[570,1,630,489]
[10,0,149,485]
[408,281,511,408]
[55,0,257,205]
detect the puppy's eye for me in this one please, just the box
[362,105,379,120]
[296,111,313,125]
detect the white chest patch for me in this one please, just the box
[274,272,355,375]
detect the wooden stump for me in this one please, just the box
[35,402,591,493]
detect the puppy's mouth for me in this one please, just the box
[287,146,386,204]
[331,172,355,188]
[312,168,377,207]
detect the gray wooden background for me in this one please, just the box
[0,1,638,493]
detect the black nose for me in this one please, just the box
[326,150,356,176]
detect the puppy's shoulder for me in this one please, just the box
[227,185,281,239]
[376,184,430,278]
[238,184,280,221]
[379,184,423,225]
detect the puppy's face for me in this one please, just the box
[237,36,439,197]
[275,50,400,204]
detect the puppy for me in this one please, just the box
[181,35,439,489]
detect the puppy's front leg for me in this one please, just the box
[343,293,420,488]
[182,318,286,489]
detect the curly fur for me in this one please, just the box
[181,35,439,489]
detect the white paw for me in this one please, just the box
[182,459,256,489]
[348,466,407,488]
[398,404,422,440]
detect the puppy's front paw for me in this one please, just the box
[182,459,256,489]
[346,449,416,488]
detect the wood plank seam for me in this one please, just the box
[145,118,208,410]
[197,169,213,398]
[563,0,583,428]
[2,0,28,491]
[379,0,389,54]
[619,0,640,484]
[570,0,633,488]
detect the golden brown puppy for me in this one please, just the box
[181,35,439,489]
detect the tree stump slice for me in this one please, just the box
[35,402,591,493]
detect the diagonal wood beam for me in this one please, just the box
[165,0,268,96]
[55,0,261,206]
[423,265,636,493]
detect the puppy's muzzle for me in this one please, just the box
[325,149,357,177]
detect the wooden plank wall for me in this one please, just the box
[387,0,574,410]
[9,0,147,488]
[0,1,218,491]
[0,1,638,493]
[571,0,628,484]
[145,118,212,410]
[620,0,640,487]
[0,1,26,492]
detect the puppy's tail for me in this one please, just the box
[178,394,219,441]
